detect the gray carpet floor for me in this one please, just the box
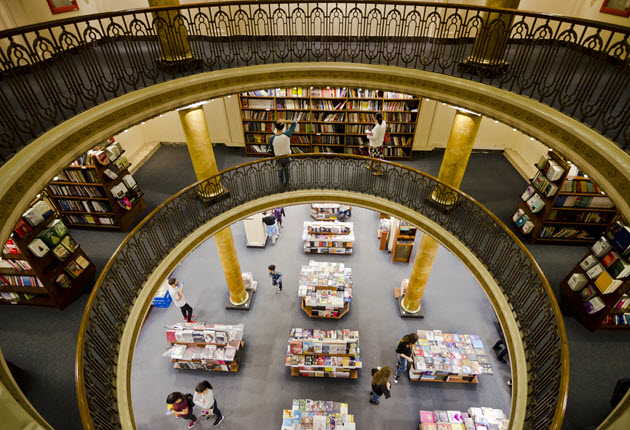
[0,145,629,430]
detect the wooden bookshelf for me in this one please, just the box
[165,323,245,372]
[559,222,630,332]
[0,206,95,310]
[47,145,146,232]
[285,328,361,379]
[303,221,354,255]
[514,150,618,245]
[239,87,419,160]
[391,221,417,263]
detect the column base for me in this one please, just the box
[156,56,202,73]
[426,194,460,212]
[225,288,255,311]
[458,58,509,78]
[195,185,230,204]
[393,287,424,319]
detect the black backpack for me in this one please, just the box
[185,393,195,409]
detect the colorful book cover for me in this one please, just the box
[420,411,436,423]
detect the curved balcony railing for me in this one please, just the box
[76,154,569,430]
[0,1,629,165]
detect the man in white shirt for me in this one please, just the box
[168,278,195,323]
[269,119,297,186]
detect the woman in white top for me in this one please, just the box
[194,380,224,426]
[365,113,387,176]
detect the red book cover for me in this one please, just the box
[317,356,325,365]
[602,251,620,268]
[14,218,33,238]
[166,330,176,343]
[4,239,19,254]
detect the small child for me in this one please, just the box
[268,264,283,294]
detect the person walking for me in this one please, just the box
[269,119,297,186]
[369,366,392,405]
[262,211,280,244]
[168,278,195,323]
[364,113,387,176]
[166,392,199,428]
[194,380,225,426]
[337,204,351,222]
[268,264,283,293]
[394,333,418,383]
[273,207,286,229]
[492,339,508,364]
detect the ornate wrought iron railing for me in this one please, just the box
[76,154,569,430]
[0,1,629,164]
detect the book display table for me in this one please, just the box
[165,322,244,372]
[303,221,354,255]
[285,328,361,379]
[282,399,356,430]
[298,261,352,319]
[310,204,341,221]
[419,407,508,430]
[409,329,493,384]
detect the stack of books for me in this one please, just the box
[420,407,509,430]
[281,399,355,430]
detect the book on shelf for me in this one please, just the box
[521,185,535,201]
[14,219,33,237]
[579,285,598,301]
[526,194,545,213]
[568,273,588,292]
[592,236,614,258]
[586,263,604,279]
[27,239,49,257]
[594,270,624,294]
[585,296,606,314]
[609,258,630,279]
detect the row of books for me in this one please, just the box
[0,274,44,288]
[281,399,355,430]
[420,407,508,430]
[344,147,369,156]
[61,256,90,281]
[166,322,243,345]
[289,328,359,341]
[2,239,19,255]
[313,112,345,122]
[347,88,377,98]
[561,179,601,193]
[532,171,558,197]
[548,209,614,224]
[346,100,381,111]
[276,111,310,121]
[244,122,274,132]
[534,153,565,181]
[63,214,116,225]
[312,100,346,110]
[298,261,352,289]
[302,291,349,309]
[290,147,306,154]
[288,339,355,356]
[56,199,112,213]
[383,101,410,111]
[168,343,239,363]
[304,221,353,235]
[310,204,341,220]
[384,147,411,157]
[0,259,32,271]
[553,194,614,209]
[0,292,42,302]
[613,294,630,313]
[602,313,630,327]
[304,246,353,255]
[410,330,493,377]
[48,184,106,198]
[538,226,593,240]
[286,354,360,369]
[242,110,274,120]
[276,99,310,109]
[316,136,343,144]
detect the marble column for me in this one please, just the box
[431,110,482,205]
[463,0,521,71]
[148,0,194,62]
[178,105,248,305]
[402,109,481,313]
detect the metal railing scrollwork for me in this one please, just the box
[76,155,569,430]
[0,1,629,164]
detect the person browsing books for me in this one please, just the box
[166,392,199,428]
[337,205,351,222]
[394,333,418,383]
[370,366,392,405]
[364,113,387,176]
[269,119,297,186]
[262,211,280,245]
[168,278,195,323]
[194,380,225,426]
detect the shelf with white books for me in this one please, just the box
[298,261,352,319]
[513,150,617,245]
[285,328,361,379]
[559,221,630,332]
[303,221,354,255]
[164,322,245,372]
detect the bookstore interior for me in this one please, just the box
[3,86,630,430]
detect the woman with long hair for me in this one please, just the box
[370,366,392,405]
[394,333,419,383]
[364,113,387,176]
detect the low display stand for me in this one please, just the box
[225,272,257,311]
[409,329,493,384]
[310,203,341,221]
[298,261,352,319]
[303,221,354,255]
[419,406,508,430]
[165,322,244,372]
[285,328,361,379]
[282,398,356,430]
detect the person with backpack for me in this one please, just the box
[166,392,198,428]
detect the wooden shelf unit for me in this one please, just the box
[298,261,352,319]
[391,221,417,263]
[559,224,630,332]
[285,328,361,379]
[1,210,95,310]
[310,203,341,221]
[303,221,354,255]
[239,87,419,160]
[514,150,618,245]
[47,149,146,232]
